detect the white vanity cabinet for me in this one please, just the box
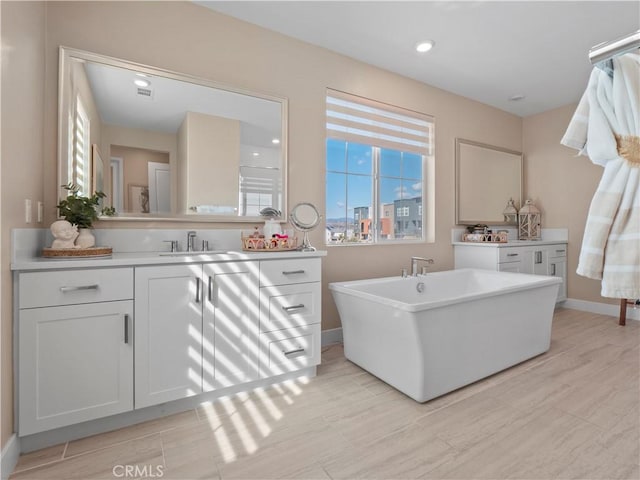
[202,261,260,391]
[258,258,322,377]
[134,264,205,408]
[17,268,134,436]
[134,261,260,408]
[14,250,324,439]
[454,242,567,302]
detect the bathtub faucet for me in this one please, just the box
[411,257,434,276]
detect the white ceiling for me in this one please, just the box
[197,1,639,117]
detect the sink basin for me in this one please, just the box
[158,250,236,256]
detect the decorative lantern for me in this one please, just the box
[502,198,518,225]
[518,199,541,240]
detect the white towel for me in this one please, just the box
[561,53,640,299]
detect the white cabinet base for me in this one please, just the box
[454,242,567,303]
[19,301,133,436]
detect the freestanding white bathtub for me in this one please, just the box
[329,268,561,402]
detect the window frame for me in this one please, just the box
[325,89,435,246]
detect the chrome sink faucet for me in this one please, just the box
[186,231,197,252]
[411,257,434,276]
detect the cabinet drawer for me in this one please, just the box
[259,324,321,377]
[260,258,321,286]
[549,245,567,258]
[259,282,321,333]
[19,268,133,308]
[498,248,525,264]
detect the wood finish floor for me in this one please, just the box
[10,308,640,479]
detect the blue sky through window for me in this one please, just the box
[326,139,422,220]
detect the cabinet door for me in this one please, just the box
[135,265,203,408]
[549,258,567,302]
[19,301,133,436]
[202,261,259,391]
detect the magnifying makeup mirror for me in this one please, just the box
[290,202,321,251]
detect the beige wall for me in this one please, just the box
[523,104,609,304]
[1,1,46,448]
[1,0,547,449]
[177,112,240,212]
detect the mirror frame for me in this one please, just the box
[455,138,523,226]
[58,46,288,223]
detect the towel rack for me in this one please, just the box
[589,30,640,65]
[618,298,639,326]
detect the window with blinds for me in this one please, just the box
[325,89,434,244]
[71,97,91,196]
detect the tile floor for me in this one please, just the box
[10,308,640,479]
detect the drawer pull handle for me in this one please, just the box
[60,284,99,292]
[124,314,130,344]
[506,253,519,257]
[283,347,305,357]
[282,304,305,312]
[551,264,557,276]
[282,270,305,275]
[556,250,565,253]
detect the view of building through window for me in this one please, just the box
[325,90,433,245]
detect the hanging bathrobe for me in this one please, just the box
[561,52,639,299]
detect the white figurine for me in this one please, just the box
[50,220,79,249]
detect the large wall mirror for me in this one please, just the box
[58,47,288,222]
[455,138,522,225]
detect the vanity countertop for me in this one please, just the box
[11,250,327,272]
[452,240,567,247]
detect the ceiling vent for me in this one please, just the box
[136,87,154,99]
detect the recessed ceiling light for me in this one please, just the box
[509,94,526,102]
[272,138,280,145]
[415,40,435,53]
[252,152,260,157]
[134,79,151,88]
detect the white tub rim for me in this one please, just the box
[329,268,561,313]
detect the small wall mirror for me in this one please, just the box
[290,202,321,251]
[455,138,523,225]
[58,47,288,222]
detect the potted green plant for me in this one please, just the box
[56,183,115,247]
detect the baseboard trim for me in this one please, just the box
[321,327,343,346]
[563,298,640,321]
[1,434,20,480]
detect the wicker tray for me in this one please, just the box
[462,232,508,243]
[42,246,113,258]
[241,236,298,252]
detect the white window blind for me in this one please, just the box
[73,98,90,196]
[326,89,434,156]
